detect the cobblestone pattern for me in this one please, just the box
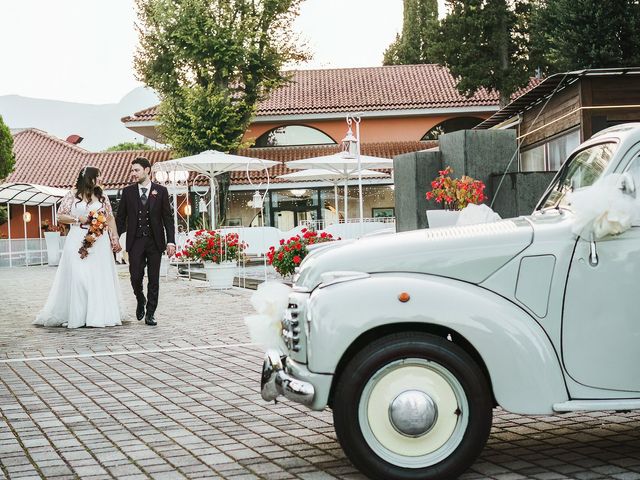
[2,267,640,479]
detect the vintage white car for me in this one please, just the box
[261,123,640,480]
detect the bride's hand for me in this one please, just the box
[110,237,122,253]
[78,215,88,224]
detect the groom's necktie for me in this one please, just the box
[140,187,148,206]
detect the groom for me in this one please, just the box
[116,157,175,326]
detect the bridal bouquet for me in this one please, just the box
[78,209,108,259]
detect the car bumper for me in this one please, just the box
[261,349,316,407]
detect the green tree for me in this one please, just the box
[105,142,154,152]
[429,0,533,107]
[531,0,640,74]
[134,0,309,225]
[0,115,15,180]
[383,0,439,65]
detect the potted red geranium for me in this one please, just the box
[176,229,247,289]
[267,229,335,278]
[425,166,487,227]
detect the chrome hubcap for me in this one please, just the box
[388,390,438,437]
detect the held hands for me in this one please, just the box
[166,244,176,258]
[111,238,122,253]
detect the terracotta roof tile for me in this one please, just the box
[7,129,171,190]
[122,65,542,122]
[8,129,431,190]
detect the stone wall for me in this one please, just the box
[394,130,556,231]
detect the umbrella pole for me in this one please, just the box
[210,176,216,230]
[343,178,348,223]
[334,183,338,226]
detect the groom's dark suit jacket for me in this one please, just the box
[116,182,175,252]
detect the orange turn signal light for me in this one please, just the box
[398,292,410,303]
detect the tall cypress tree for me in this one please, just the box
[531,0,640,73]
[428,0,533,107]
[383,0,439,65]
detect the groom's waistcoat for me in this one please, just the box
[135,198,153,238]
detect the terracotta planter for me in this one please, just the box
[426,210,460,228]
[203,260,236,289]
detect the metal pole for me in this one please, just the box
[7,203,12,268]
[23,205,28,267]
[343,178,348,222]
[356,118,364,224]
[334,183,339,223]
[38,205,43,266]
[210,175,216,230]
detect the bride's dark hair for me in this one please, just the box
[75,166,105,204]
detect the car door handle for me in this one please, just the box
[589,240,599,267]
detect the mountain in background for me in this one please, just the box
[0,87,160,151]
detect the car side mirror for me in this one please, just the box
[620,172,636,197]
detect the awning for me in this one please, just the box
[476,67,640,130]
[0,182,69,206]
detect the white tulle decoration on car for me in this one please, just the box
[244,281,291,350]
[567,173,638,240]
[455,203,502,226]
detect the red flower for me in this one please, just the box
[293,255,301,264]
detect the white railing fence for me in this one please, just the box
[0,238,66,268]
[300,217,395,231]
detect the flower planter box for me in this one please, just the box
[426,210,460,228]
[203,260,236,289]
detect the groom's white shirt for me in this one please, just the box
[138,180,152,197]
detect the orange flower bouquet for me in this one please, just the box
[78,209,108,259]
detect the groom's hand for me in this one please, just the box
[166,244,176,257]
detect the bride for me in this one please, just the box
[34,166,126,328]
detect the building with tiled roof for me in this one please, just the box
[3,64,539,236]
[123,64,539,145]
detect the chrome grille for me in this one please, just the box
[282,301,301,352]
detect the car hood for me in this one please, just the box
[296,218,534,290]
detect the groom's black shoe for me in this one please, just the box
[144,314,157,326]
[136,299,145,321]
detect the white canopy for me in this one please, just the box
[152,150,279,228]
[285,152,393,175]
[278,169,390,218]
[0,182,69,206]
[277,168,389,183]
[153,150,279,176]
[286,153,393,220]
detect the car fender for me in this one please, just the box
[306,272,568,414]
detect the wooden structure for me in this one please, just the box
[477,68,640,172]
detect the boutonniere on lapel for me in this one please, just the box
[151,190,158,197]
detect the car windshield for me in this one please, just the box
[538,142,617,210]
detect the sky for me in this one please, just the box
[0,0,412,105]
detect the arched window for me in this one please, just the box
[421,117,484,141]
[253,125,336,147]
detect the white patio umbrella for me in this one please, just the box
[276,168,390,220]
[152,151,278,228]
[286,152,393,221]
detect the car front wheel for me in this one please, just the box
[332,332,493,480]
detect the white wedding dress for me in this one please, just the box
[34,191,126,328]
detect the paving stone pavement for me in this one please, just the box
[2,266,640,479]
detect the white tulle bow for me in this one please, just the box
[244,281,292,350]
[567,174,638,240]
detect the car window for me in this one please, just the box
[539,142,617,209]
